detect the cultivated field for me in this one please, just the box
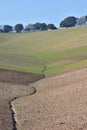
[12,67,87,130]
[0,82,36,130]
[0,69,44,84]
[0,26,87,74]
[0,70,44,130]
[0,26,87,130]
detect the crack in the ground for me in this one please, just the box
[9,87,36,130]
[9,100,17,130]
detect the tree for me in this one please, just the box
[85,15,87,21]
[3,25,13,32]
[60,16,77,28]
[34,22,41,30]
[42,65,47,75]
[40,23,47,31]
[25,24,36,32]
[14,24,24,33]
[76,16,86,26]
[25,22,48,32]
[47,24,57,30]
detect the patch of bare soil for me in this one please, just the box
[0,99,13,130]
[0,82,36,130]
[12,67,87,130]
[0,69,44,130]
[0,69,44,84]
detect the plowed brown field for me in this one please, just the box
[0,69,44,130]
[0,82,36,130]
[12,67,87,130]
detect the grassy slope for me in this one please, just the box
[0,26,87,74]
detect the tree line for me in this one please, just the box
[0,23,57,33]
[0,15,87,33]
[60,15,87,28]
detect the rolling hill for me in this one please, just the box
[0,26,87,74]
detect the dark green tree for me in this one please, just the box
[60,16,77,28]
[34,22,41,30]
[47,24,57,30]
[14,24,24,33]
[3,25,13,32]
[85,15,87,21]
[40,23,47,31]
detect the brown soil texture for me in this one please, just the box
[0,82,36,130]
[0,98,13,130]
[0,69,44,130]
[0,69,44,84]
[12,67,87,130]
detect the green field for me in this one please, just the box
[0,26,87,74]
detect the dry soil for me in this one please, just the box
[12,67,87,130]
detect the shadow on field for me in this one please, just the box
[0,69,45,84]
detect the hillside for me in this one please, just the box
[0,26,87,74]
[0,26,87,130]
[12,67,87,130]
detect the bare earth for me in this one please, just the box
[0,69,44,130]
[12,67,87,130]
[0,82,36,130]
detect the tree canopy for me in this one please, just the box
[3,25,13,32]
[14,24,24,33]
[60,16,77,28]
[76,16,87,26]
[47,24,57,30]
[0,14,87,33]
